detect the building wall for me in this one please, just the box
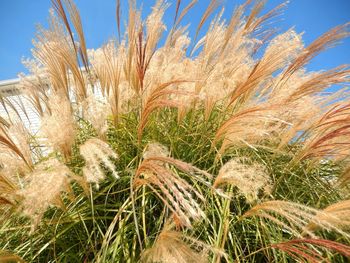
[0,78,40,133]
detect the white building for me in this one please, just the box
[0,78,40,133]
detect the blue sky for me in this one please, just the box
[0,0,349,80]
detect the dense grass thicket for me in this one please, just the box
[1,0,350,262]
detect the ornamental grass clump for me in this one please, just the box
[0,0,350,262]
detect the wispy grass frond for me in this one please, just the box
[63,0,90,72]
[0,122,33,170]
[173,0,181,25]
[294,101,350,162]
[33,8,87,101]
[287,65,350,101]
[229,29,303,105]
[145,0,168,59]
[81,94,111,136]
[40,93,76,158]
[306,200,350,232]
[214,105,285,154]
[280,22,350,82]
[135,144,212,227]
[141,222,225,263]
[138,80,192,141]
[244,200,350,238]
[19,62,49,117]
[174,0,197,28]
[88,40,124,122]
[51,0,89,73]
[135,27,151,93]
[142,142,170,160]
[17,159,75,231]
[245,1,288,35]
[116,0,121,41]
[79,138,118,188]
[271,239,350,263]
[193,0,221,45]
[135,158,207,227]
[214,158,271,203]
[0,172,18,207]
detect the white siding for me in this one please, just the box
[0,78,40,134]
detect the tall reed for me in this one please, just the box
[0,0,350,262]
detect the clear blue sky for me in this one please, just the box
[0,0,349,80]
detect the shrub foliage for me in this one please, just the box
[1,0,350,262]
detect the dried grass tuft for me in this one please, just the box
[135,144,212,227]
[140,222,225,263]
[271,238,350,263]
[214,158,271,203]
[294,101,350,162]
[17,159,75,231]
[40,93,76,158]
[80,138,119,188]
[244,199,350,238]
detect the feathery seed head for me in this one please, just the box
[143,142,170,160]
[79,138,118,188]
[81,94,111,136]
[140,229,208,263]
[244,200,350,238]
[140,221,225,263]
[40,93,76,158]
[17,159,74,231]
[135,152,211,227]
[214,158,271,203]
